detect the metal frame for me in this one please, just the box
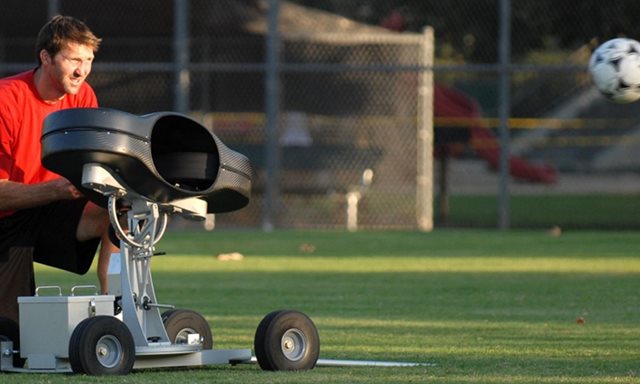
[87,162,253,368]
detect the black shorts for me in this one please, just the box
[0,200,101,322]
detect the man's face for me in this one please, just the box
[42,42,94,97]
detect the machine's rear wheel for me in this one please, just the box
[254,310,320,371]
[162,309,213,349]
[0,317,25,369]
[68,316,135,375]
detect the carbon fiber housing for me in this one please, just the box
[41,108,251,213]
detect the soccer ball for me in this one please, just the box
[589,37,640,103]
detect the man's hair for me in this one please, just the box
[35,15,101,65]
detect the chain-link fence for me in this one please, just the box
[2,0,640,230]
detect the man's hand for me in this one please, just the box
[48,178,83,200]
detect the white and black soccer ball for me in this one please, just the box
[589,37,640,103]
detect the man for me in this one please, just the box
[0,15,115,323]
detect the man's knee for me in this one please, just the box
[77,202,110,241]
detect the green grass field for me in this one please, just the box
[11,230,640,383]
[444,194,640,229]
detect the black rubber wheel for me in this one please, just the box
[68,317,93,374]
[162,309,213,349]
[68,316,135,375]
[0,317,25,368]
[254,310,320,371]
[253,310,280,371]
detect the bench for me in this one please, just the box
[227,142,383,230]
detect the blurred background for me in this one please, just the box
[2,0,640,231]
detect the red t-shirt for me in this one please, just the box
[0,69,98,218]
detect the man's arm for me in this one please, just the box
[0,178,82,211]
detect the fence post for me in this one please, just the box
[497,0,512,229]
[173,0,190,114]
[262,0,282,231]
[417,26,435,232]
[47,0,60,18]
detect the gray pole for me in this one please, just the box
[47,0,60,18]
[497,0,511,229]
[262,0,281,231]
[173,0,190,114]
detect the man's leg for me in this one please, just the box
[0,247,34,323]
[0,201,109,322]
[0,209,40,323]
[76,202,118,294]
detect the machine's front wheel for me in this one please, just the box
[0,317,25,368]
[254,310,320,371]
[162,309,213,349]
[68,316,135,375]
